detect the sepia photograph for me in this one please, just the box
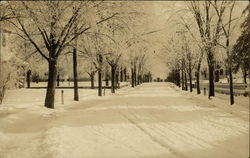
[0,0,249,158]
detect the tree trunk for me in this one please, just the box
[229,66,234,105]
[140,75,143,84]
[242,69,247,84]
[184,72,188,91]
[215,70,220,82]
[177,69,181,87]
[207,50,215,97]
[149,73,152,82]
[115,69,119,89]
[57,74,60,87]
[189,68,193,92]
[174,70,177,85]
[124,68,127,82]
[73,48,79,101]
[181,69,184,90]
[44,60,57,109]
[120,67,123,82]
[98,69,102,96]
[196,64,201,94]
[134,64,137,86]
[138,75,141,85]
[111,65,116,93]
[174,70,176,86]
[189,72,193,92]
[140,74,143,84]
[131,68,134,88]
[0,89,2,104]
[208,64,215,97]
[27,70,31,88]
[137,74,140,85]
[243,74,247,84]
[105,72,109,86]
[90,74,94,89]
[0,85,6,104]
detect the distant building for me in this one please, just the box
[200,68,228,82]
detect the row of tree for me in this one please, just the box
[164,0,249,105]
[0,1,153,108]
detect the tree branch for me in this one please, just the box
[9,5,49,61]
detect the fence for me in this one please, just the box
[195,82,249,96]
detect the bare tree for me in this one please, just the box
[211,0,237,105]
[178,16,205,94]
[125,33,151,87]
[79,34,104,96]
[183,42,196,92]
[7,1,118,108]
[0,65,10,104]
[84,61,97,89]
[106,54,121,93]
[0,2,22,104]
[188,1,224,98]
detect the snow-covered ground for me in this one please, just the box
[0,83,249,158]
[29,81,129,88]
[2,81,130,109]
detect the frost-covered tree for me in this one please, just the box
[232,1,250,84]
[188,1,223,98]
[7,1,119,108]
[82,61,97,89]
[79,1,150,93]
[210,0,239,105]
[0,2,22,103]
[178,16,205,94]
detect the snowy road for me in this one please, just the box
[0,83,249,158]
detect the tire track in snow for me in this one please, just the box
[177,87,249,122]
[117,97,244,158]
[89,124,145,157]
[154,121,241,158]
[135,105,244,158]
[119,111,188,158]
[127,106,211,149]
[121,102,213,152]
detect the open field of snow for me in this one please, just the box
[0,82,249,158]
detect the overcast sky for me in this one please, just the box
[1,1,248,79]
[140,1,248,79]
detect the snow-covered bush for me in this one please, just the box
[0,56,27,103]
